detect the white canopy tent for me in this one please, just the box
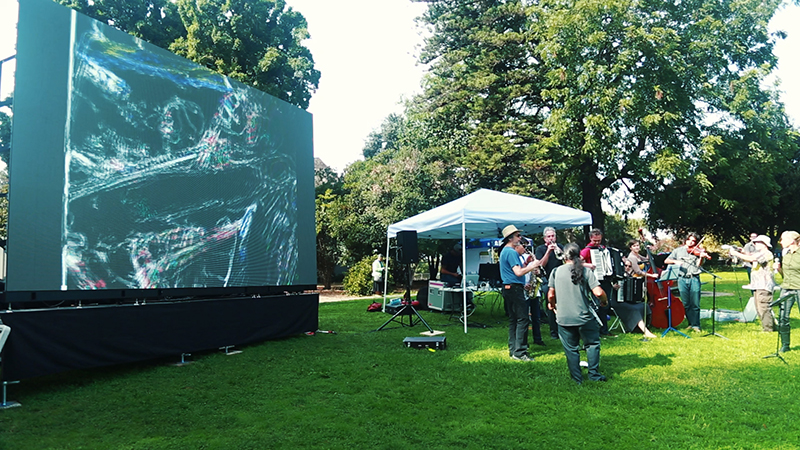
[386,188,593,333]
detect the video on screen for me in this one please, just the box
[6,0,315,300]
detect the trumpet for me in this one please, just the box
[552,244,565,260]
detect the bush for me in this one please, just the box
[343,255,375,296]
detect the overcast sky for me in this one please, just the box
[1,0,799,174]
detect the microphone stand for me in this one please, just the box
[699,266,727,339]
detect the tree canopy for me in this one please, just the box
[404,0,798,241]
[57,0,320,109]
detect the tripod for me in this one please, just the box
[374,263,433,333]
[658,266,689,338]
[701,268,727,339]
[764,293,789,364]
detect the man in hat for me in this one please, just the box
[499,225,540,361]
[440,241,463,286]
[728,235,776,332]
[775,231,800,352]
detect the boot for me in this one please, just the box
[780,331,791,353]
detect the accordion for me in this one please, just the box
[589,247,626,281]
[619,277,645,303]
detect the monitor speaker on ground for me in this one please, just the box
[396,230,419,264]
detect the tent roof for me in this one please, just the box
[387,189,593,239]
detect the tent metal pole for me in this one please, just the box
[462,220,468,333]
[384,234,391,311]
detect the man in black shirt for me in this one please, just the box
[535,227,564,339]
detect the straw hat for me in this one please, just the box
[753,235,772,248]
[502,225,520,239]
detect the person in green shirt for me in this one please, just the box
[776,231,800,352]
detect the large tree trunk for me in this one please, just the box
[581,161,605,240]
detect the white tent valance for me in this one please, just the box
[388,189,592,239]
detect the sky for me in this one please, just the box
[1,0,799,174]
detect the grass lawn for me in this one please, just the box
[1,268,799,449]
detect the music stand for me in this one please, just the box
[700,268,727,339]
[764,293,791,364]
[657,265,690,338]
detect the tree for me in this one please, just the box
[413,0,796,236]
[315,189,341,289]
[57,0,320,109]
[57,0,185,51]
[363,113,407,159]
[0,107,10,167]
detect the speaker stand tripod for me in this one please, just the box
[374,263,433,333]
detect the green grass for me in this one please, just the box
[1,268,800,449]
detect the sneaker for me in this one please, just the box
[579,360,589,367]
[533,340,546,346]
[511,354,534,362]
[590,375,608,382]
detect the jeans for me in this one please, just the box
[540,280,559,338]
[503,284,529,357]
[777,289,799,334]
[527,291,543,343]
[678,275,701,328]
[558,320,602,383]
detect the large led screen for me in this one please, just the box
[6,0,316,301]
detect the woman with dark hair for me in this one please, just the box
[612,257,657,338]
[547,243,608,384]
[626,239,658,280]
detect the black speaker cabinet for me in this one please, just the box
[396,230,419,263]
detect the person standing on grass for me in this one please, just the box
[536,226,564,340]
[499,225,540,362]
[516,238,544,346]
[372,253,385,296]
[664,232,710,333]
[728,235,776,332]
[775,231,800,352]
[548,243,608,384]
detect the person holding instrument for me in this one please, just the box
[664,232,710,333]
[626,239,658,280]
[611,257,658,338]
[775,231,800,352]
[548,243,608,384]
[727,235,776,332]
[536,226,564,339]
[500,225,540,361]
[580,228,615,336]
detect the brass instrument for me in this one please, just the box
[553,245,565,261]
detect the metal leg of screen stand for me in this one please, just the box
[1,381,21,409]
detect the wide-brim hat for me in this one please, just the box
[502,225,520,239]
[753,235,772,248]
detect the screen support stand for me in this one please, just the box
[1,381,21,409]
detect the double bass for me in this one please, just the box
[638,229,685,328]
